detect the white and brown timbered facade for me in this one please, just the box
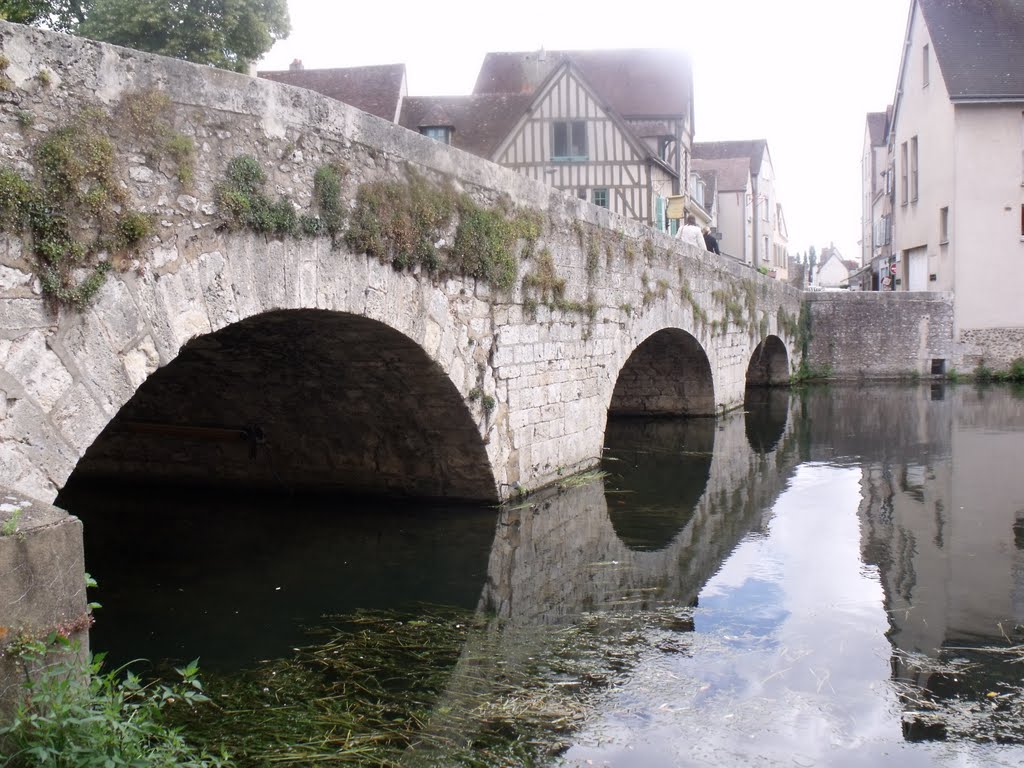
[490,64,676,227]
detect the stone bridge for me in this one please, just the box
[0,22,800,505]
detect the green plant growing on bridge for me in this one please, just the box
[776,306,799,339]
[119,89,195,185]
[522,247,567,306]
[0,111,153,308]
[711,287,747,331]
[346,171,457,272]
[309,163,346,242]
[586,234,600,282]
[642,238,655,263]
[1,506,23,536]
[450,195,524,289]
[217,154,310,237]
[467,385,496,414]
[0,54,13,91]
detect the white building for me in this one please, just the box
[885,0,1024,366]
[692,140,788,279]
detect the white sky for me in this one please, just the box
[259,0,912,262]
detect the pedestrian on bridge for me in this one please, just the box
[677,215,706,251]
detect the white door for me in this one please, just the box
[908,247,928,291]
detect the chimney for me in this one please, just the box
[290,58,304,71]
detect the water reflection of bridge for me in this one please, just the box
[415,385,1024,756]
[401,389,800,760]
[480,394,797,624]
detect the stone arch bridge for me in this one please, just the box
[0,22,800,504]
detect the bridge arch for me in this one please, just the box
[745,334,791,387]
[607,328,716,417]
[66,309,497,500]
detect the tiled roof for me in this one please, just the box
[866,111,889,146]
[692,157,751,192]
[919,0,1024,99]
[472,49,692,117]
[692,140,768,176]
[257,64,406,121]
[399,94,534,159]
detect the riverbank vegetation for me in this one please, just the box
[0,635,227,767]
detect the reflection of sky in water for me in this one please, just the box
[558,464,1024,768]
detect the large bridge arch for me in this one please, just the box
[2,234,502,503]
[65,308,497,500]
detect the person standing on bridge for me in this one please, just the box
[702,227,720,254]
[676,215,706,251]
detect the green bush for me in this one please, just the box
[0,638,229,768]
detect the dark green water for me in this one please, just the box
[60,384,1024,766]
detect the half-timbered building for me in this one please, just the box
[399,49,692,229]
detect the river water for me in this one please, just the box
[61,384,1024,767]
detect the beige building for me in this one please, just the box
[881,0,1024,364]
[692,140,788,279]
[692,156,751,261]
[860,109,894,289]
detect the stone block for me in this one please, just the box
[0,330,72,412]
[0,489,89,722]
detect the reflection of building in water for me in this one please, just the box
[833,386,1024,738]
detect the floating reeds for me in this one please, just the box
[170,604,697,767]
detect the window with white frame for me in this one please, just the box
[901,142,909,204]
[420,126,452,144]
[553,121,587,160]
[692,175,706,208]
[910,136,919,202]
[939,206,949,243]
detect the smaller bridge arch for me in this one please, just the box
[608,328,716,418]
[745,335,791,387]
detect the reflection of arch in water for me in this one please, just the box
[608,329,715,416]
[744,387,790,454]
[746,335,790,387]
[602,417,715,551]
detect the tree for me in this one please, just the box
[0,1,87,33]
[2,0,290,72]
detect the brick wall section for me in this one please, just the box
[805,292,957,379]
[0,22,801,503]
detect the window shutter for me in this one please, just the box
[656,195,665,231]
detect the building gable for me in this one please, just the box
[492,63,652,168]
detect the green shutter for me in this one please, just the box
[656,195,665,231]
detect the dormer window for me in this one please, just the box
[421,126,453,145]
[553,121,587,161]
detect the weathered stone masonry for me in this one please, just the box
[0,22,800,506]
[804,292,957,379]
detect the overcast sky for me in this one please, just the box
[259,0,912,263]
